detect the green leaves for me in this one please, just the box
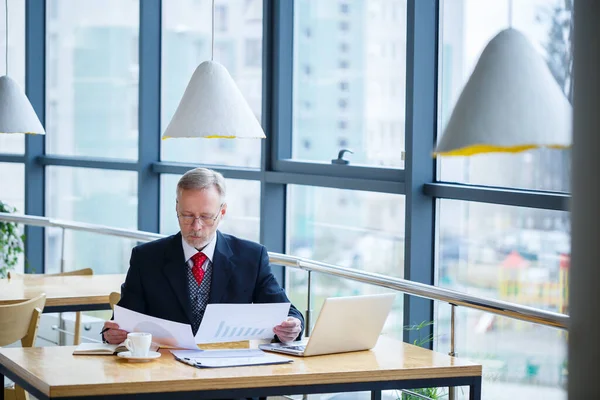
[0,201,25,278]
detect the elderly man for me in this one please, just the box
[103,167,303,344]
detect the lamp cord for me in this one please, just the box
[5,0,8,75]
[211,0,214,61]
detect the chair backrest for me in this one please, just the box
[8,268,93,279]
[109,292,121,311]
[0,294,46,347]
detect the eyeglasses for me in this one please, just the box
[177,204,223,227]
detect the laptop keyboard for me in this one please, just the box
[281,345,306,351]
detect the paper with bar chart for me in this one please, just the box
[195,303,291,343]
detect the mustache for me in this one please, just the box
[186,231,205,236]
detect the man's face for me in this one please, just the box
[176,186,227,249]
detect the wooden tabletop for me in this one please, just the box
[0,274,125,308]
[0,336,481,398]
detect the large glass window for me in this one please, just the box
[439,0,572,191]
[0,163,25,274]
[0,0,25,153]
[160,175,260,242]
[161,0,263,168]
[45,167,138,274]
[0,162,24,214]
[436,199,569,399]
[286,185,405,334]
[292,0,407,168]
[45,0,140,160]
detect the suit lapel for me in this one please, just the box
[209,231,234,303]
[162,233,195,325]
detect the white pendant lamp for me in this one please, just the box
[0,75,45,134]
[435,28,571,157]
[0,0,44,135]
[162,0,265,140]
[162,60,265,139]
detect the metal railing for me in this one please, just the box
[0,212,570,399]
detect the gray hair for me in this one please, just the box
[176,168,226,201]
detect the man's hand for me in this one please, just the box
[102,321,129,344]
[273,317,302,343]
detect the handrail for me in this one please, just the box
[0,212,569,330]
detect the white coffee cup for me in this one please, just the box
[124,332,152,357]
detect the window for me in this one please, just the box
[0,163,25,214]
[292,0,407,167]
[0,163,25,273]
[0,0,26,154]
[45,167,138,274]
[160,175,260,243]
[214,5,228,32]
[161,0,263,168]
[45,0,139,160]
[287,185,405,336]
[438,0,572,192]
[436,199,569,398]
[244,38,262,68]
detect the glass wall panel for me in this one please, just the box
[45,0,139,159]
[292,0,407,168]
[439,0,572,191]
[0,162,25,274]
[160,175,260,242]
[45,167,138,274]
[286,185,405,336]
[436,199,569,399]
[161,0,263,168]
[0,0,26,153]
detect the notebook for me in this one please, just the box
[72,342,127,355]
[259,293,396,357]
[72,342,160,355]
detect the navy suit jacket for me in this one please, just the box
[117,231,304,340]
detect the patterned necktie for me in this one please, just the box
[191,252,207,285]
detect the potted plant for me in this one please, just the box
[0,201,25,278]
[400,321,445,400]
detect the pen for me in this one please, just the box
[100,327,110,335]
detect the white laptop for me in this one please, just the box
[259,293,396,357]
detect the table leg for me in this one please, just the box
[469,376,482,400]
[371,390,382,400]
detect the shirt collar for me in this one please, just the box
[181,232,218,265]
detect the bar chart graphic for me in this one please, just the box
[214,321,267,338]
[195,303,291,343]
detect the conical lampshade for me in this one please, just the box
[163,61,265,139]
[435,28,571,157]
[0,75,45,135]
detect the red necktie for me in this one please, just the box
[191,252,207,285]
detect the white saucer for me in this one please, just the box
[117,351,161,363]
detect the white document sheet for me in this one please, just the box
[113,305,197,349]
[171,349,292,368]
[195,303,291,343]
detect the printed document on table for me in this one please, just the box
[114,305,197,349]
[195,303,290,343]
[171,349,293,368]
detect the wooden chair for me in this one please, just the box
[8,268,93,345]
[1,294,46,400]
[109,292,121,311]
